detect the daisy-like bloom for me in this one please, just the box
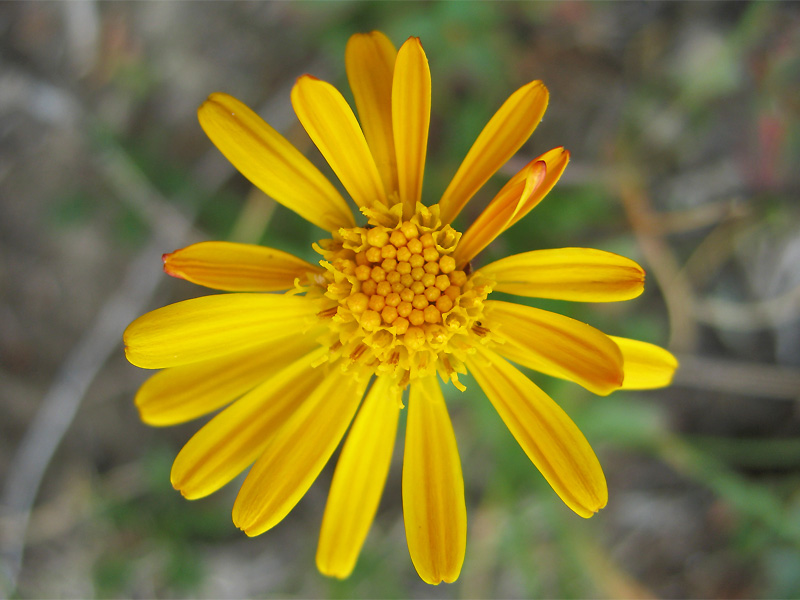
[124,32,678,584]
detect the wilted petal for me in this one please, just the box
[455,159,547,265]
[456,147,569,265]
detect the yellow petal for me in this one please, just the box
[197,93,354,232]
[232,369,369,536]
[136,332,320,426]
[403,376,466,585]
[346,31,398,196]
[503,147,569,230]
[455,159,547,265]
[170,347,328,499]
[291,75,387,209]
[610,336,679,389]
[392,37,431,218]
[483,300,624,396]
[438,80,549,224]
[467,346,607,517]
[163,241,322,292]
[456,147,569,265]
[124,293,316,369]
[316,376,401,579]
[478,247,645,302]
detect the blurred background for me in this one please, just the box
[2,2,800,598]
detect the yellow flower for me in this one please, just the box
[124,32,678,584]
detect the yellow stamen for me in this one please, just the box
[314,202,493,385]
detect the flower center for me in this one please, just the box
[314,204,491,388]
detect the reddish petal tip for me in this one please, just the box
[162,252,182,279]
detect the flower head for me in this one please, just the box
[124,32,678,584]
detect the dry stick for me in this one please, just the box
[679,212,800,331]
[681,213,759,288]
[617,175,699,353]
[616,175,800,399]
[673,354,800,400]
[0,70,308,595]
[692,287,800,332]
[651,198,747,235]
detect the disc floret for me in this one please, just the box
[315,203,492,388]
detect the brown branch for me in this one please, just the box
[673,354,800,400]
[617,176,699,353]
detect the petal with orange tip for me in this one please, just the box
[456,147,569,265]
[346,31,398,196]
[393,37,431,219]
[455,159,546,265]
[483,300,624,396]
[163,241,322,292]
[467,345,607,518]
[292,75,387,209]
[438,80,549,224]
[197,93,354,232]
[610,336,679,389]
[478,247,645,302]
[504,147,569,230]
